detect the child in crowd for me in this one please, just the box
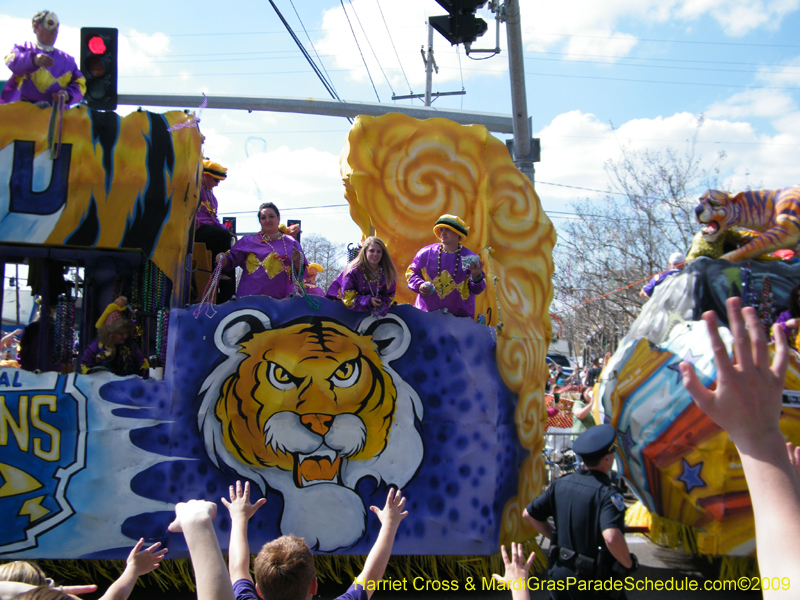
[222,480,408,600]
[0,538,165,600]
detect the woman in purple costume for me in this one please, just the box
[0,11,85,107]
[406,214,486,318]
[340,237,397,317]
[217,202,306,299]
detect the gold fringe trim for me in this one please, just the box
[33,545,549,591]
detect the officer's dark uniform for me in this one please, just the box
[526,425,630,599]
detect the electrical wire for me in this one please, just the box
[347,0,395,95]
[267,0,341,101]
[340,0,382,101]
[288,0,340,99]
[376,0,413,94]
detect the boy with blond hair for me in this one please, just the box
[222,480,407,600]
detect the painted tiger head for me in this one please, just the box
[695,190,733,242]
[198,309,423,551]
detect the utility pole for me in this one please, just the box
[503,0,537,183]
[425,22,434,107]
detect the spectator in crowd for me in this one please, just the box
[222,479,408,600]
[680,297,800,595]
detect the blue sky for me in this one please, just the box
[3,0,800,247]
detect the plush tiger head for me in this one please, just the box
[198,309,423,551]
[695,190,734,242]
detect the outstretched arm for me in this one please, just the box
[221,480,266,584]
[680,297,800,596]
[98,539,168,600]
[491,543,535,600]
[168,500,233,600]
[355,489,408,599]
[522,508,553,540]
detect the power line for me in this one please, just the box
[376,0,413,94]
[288,0,341,100]
[347,0,395,96]
[527,31,800,49]
[267,0,342,102]
[340,0,382,102]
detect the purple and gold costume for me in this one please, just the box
[81,339,148,378]
[195,185,224,229]
[341,266,395,317]
[1,42,85,106]
[225,233,306,299]
[304,283,325,297]
[406,243,486,318]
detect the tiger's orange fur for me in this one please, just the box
[694,187,800,262]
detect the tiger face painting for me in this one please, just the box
[198,309,423,552]
[694,188,800,262]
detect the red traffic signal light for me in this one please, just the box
[87,36,107,55]
[80,27,118,111]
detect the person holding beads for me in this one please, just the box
[406,214,486,318]
[340,237,397,317]
[0,11,85,107]
[217,202,306,299]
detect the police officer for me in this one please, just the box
[524,424,637,599]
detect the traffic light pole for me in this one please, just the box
[425,22,434,107]
[116,94,513,133]
[504,0,536,183]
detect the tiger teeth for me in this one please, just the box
[299,448,336,463]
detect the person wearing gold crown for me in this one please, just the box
[0,10,85,107]
[406,215,486,318]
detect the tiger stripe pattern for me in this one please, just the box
[694,187,800,262]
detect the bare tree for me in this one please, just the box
[553,117,725,361]
[302,233,347,291]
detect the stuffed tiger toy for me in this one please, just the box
[694,187,800,262]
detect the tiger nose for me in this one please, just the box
[300,414,334,436]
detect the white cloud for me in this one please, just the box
[214,146,362,245]
[315,0,506,89]
[119,29,171,76]
[706,89,795,119]
[532,109,800,209]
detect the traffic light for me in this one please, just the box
[430,1,488,46]
[80,27,118,110]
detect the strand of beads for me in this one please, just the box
[156,307,169,365]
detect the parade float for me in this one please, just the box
[598,187,800,574]
[0,104,555,581]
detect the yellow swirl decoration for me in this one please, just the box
[340,113,556,546]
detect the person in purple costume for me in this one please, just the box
[774,282,800,351]
[303,263,326,297]
[406,214,486,318]
[217,202,306,299]
[81,297,148,378]
[222,479,408,600]
[195,159,236,302]
[340,237,397,317]
[1,11,85,107]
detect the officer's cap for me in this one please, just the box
[573,424,616,458]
